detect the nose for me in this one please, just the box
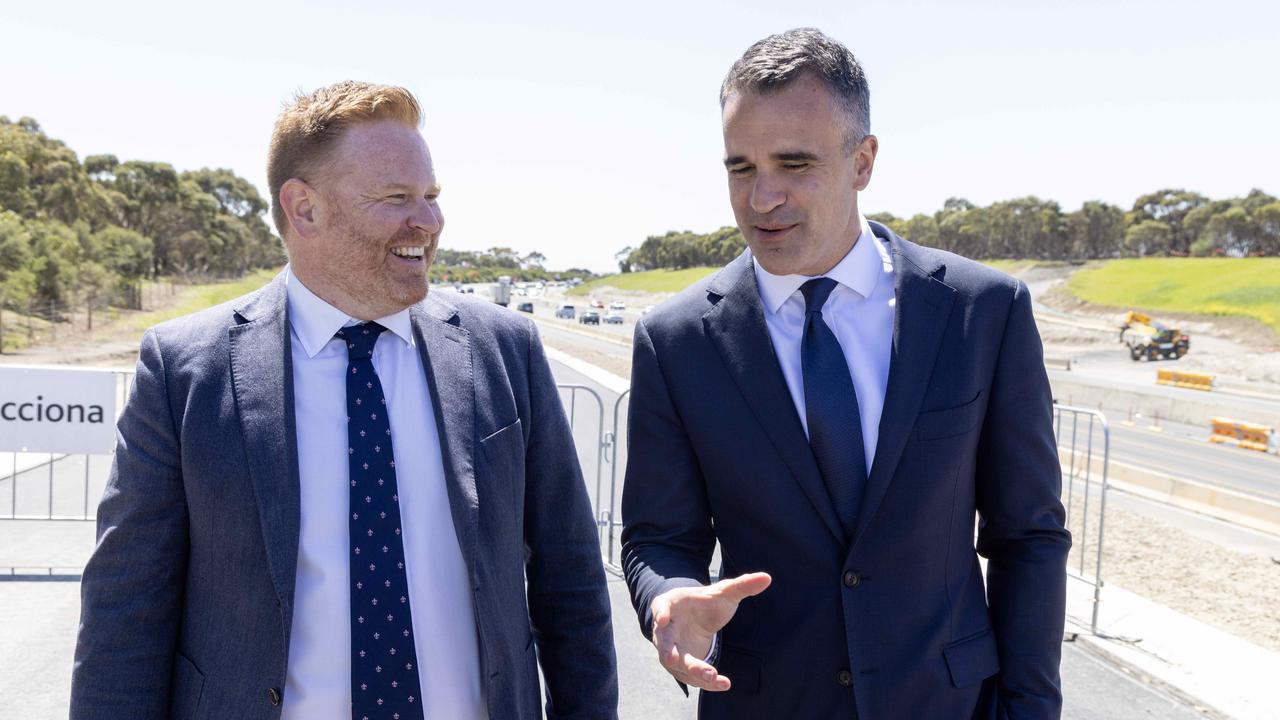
[750,173,785,215]
[409,198,443,235]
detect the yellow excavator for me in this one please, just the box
[1119,311,1190,362]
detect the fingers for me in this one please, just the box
[658,643,732,692]
[714,571,772,602]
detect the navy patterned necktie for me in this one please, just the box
[338,322,424,720]
[800,278,867,542]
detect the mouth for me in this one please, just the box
[752,224,797,241]
[389,246,427,265]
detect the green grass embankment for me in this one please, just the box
[568,267,720,296]
[1067,258,1280,333]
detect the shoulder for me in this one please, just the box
[640,254,749,337]
[146,278,280,357]
[888,232,1022,305]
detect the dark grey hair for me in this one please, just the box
[720,28,871,152]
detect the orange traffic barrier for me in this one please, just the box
[1156,369,1214,391]
[1209,417,1238,444]
[1209,417,1275,453]
[1238,423,1272,453]
[1176,371,1215,391]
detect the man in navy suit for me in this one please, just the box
[71,81,617,719]
[622,29,1070,718]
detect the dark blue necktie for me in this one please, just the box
[339,322,424,720]
[800,278,866,542]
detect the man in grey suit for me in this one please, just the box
[71,81,618,720]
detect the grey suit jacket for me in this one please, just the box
[71,273,618,720]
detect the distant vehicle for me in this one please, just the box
[641,305,655,316]
[609,300,626,311]
[464,287,474,294]
[603,312,624,325]
[579,311,600,325]
[591,299,604,309]
[1119,311,1189,362]
[516,302,534,313]
[555,304,576,319]
[493,275,512,307]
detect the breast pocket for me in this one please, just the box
[480,418,525,517]
[914,391,984,441]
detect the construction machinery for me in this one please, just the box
[1119,311,1189,362]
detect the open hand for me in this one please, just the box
[650,572,771,692]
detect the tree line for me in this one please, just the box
[0,116,283,324]
[617,188,1280,272]
[429,247,594,285]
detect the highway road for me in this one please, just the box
[508,291,1280,510]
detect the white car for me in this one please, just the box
[609,300,626,311]
[641,305,655,316]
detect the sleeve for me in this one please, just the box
[70,328,190,719]
[520,320,620,720]
[619,318,716,641]
[974,279,1072,719]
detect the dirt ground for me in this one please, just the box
[1025,264,1280,388]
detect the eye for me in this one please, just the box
[782,162,809,171]
[727,165,753,176]
[387,194,408,202]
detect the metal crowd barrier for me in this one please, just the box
[1053,404,1110,635]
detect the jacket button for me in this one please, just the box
[843,571,860,588]
[836,670,853,687]
[268,687,282,706]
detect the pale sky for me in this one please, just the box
[3,0,1277,272]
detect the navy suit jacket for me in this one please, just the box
[622,224,1069,719]
[71,273,618,720]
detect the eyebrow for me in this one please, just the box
[723,150,820,168]
[380,182,442,194]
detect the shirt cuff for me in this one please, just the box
[703,632,721,665]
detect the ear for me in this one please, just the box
[280,178,321,241]
[852,135,879,192]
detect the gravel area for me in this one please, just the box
[1067,492,1280,652]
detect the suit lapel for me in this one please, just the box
[703,253,845,546]
[851,229,956,548]
[228,274,302,610]
[409,294,480,575]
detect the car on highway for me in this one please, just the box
[604,312,624,325]
[590,299,604,309]
[609,300,626,311]
[516,302,534,313]
[555,304,575,319]
[579,310,600,325]
[641,305,655,316]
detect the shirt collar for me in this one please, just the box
[285,266,415,358]
[753,214,886,315]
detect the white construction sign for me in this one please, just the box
[0,367,119,454]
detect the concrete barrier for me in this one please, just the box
[1059,447,1280,535]
[1049,374,1280,429]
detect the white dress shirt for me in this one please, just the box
[281,268,487,720]
[752,215,896,474]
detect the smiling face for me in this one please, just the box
[282,119,443,320]
[722,73,877,276]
